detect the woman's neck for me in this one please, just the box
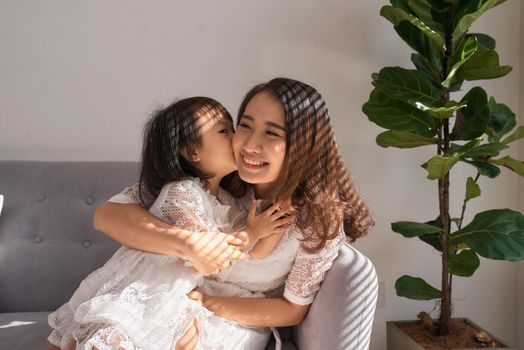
[206,177,221,196]
[254,183,273,199]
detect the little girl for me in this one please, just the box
[47,97,292,350]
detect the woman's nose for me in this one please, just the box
[242,133,262,153]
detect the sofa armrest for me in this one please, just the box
[293,243,378,350]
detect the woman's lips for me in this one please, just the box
[240,154,268,170]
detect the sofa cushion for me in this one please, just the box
[0,312,51,348]
[0,161,138,312]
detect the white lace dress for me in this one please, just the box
[49,180,345,350]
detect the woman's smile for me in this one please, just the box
[239,153,269,169]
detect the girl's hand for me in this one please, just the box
[187,288,204,304]
[185,231,245,275]
[243,201,294,249]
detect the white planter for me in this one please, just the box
[387,318,516,350]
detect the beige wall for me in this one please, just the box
[0,1,521,349]
[517,1,524,348]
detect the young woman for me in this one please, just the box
[92,78,374,350]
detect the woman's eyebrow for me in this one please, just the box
[242,114,285,131]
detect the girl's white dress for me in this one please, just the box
[48,179,345,350]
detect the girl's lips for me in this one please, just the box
[239,154,268,170]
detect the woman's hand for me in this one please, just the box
[185,231,246,275]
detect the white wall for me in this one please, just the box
[517,1,524,348]
[1,1,521,349]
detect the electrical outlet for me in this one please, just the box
[377,281,385,308]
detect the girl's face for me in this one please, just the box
[195,112,237,179]
[232,91,287,198]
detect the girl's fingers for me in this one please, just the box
[247,200,257,221]
[262,204,281,217]
[270,216,294,229]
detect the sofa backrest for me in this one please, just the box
[0,161,139,312]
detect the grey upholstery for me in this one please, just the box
[0,161,378,349]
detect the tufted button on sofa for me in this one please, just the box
[0,161,378,350]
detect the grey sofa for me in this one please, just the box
[0,161,378,350]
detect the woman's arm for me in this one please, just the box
[93,202,245,275]
[202,295,309,327]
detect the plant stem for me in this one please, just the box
[437,116,451,336]
[435,4,455,335]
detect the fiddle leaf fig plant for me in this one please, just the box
[363,0,524,336]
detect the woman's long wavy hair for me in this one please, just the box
[237,78,374,252]
[138,96,233,206]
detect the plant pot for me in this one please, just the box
[387,318,516,350]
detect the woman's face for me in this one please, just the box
[232,91,287,198]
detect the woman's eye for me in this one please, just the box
[266,130,280,137]
[239,123,251,129]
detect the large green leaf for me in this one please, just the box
[462,159,501,178]
[490,156,524,177]
[376,130,437,148]
[465,176,481,201]
[418,216,444,251]
[372,67,443,109]
[501,126,524,145]
[392,221,442,238]
[451,209,524,261]
[381,5,445,52]
[450,87,490,140]
[411,53,441,84]
[406,0,444,34]
[443,36,478,88]
[449,249,480,277]
[419,232,442,251]
[395,20,443,71]
[462,143,508,159]
[465,33,496,50]
[422,154,460,180]
[450,138,481,154]
[363,89,436,136]
[488,97,516,142]
[456,44,512,81]
[395,275,442,300]
[422,101,467,119]
[452,0,507,44]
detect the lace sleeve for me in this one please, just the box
[283,230,345,305]
[107,183,141,204]
[154,180,218,232]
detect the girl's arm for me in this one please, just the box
[94,202,245,275]
[202,295,310,327]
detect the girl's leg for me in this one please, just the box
[175,319,199,350]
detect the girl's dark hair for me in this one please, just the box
[237,78,374,252]
[138,96,233,206]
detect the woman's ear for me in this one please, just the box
[180,147,201,162]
